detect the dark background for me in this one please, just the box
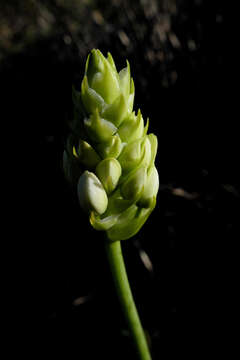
[1,0,236,358]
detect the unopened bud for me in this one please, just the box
[86,49,120,104]
[138,166,159,208]
[121,166,147,202]
[147,133,158,168]
[102,93,128,127]
[77,171,108,215]
[118,109,144,143]
[84,108,117,143]
[140,136,152,168]
[96,158,122,194]
[118,136,151,173]
[74,140,101,169]
[97,134,122,159]
[119,60,130,97]
[81,75,105,114]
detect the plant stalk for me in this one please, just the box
[105,240,152,360]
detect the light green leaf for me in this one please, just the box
[84,108,117,143]
[90,50,120,104]
[106,197,157,241]
[119,60,130,98]
[107,52,118,74]
[81,76,105,114]
[121,166,147,201]
[118,109,144,142]
[96,158,122,194]
[101,93,128,127]
[97,134,122,159]
[75,139,101,169]
[147,133,158,168]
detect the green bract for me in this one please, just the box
[64,49,159,241]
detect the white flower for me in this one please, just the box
[77,171,108,215]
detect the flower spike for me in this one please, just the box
[64,49,159,241]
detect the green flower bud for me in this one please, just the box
[84,108,117,143]
[86,49,120,104]
[106,52,118,73]
[137,166,159,208]
[81,49,135,124]
[147,133,158,168]
[97,134,122,159]
[105,198,156,241]
[77,171,108,215]
[140,136,152,168]
[91,197,156,241]
[118,138,143,173]
[118,136,151,173]
[127,78,135,113]
[119,60,130,98]
[72,139,101,170]
[81,75,105,115]
[101,93,128,127]
[96,158,122,194]
[121,166,147,202]
[118,109,144,143]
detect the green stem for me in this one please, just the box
[105,240,152,360]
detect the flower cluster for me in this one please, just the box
[63,49,159,241]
